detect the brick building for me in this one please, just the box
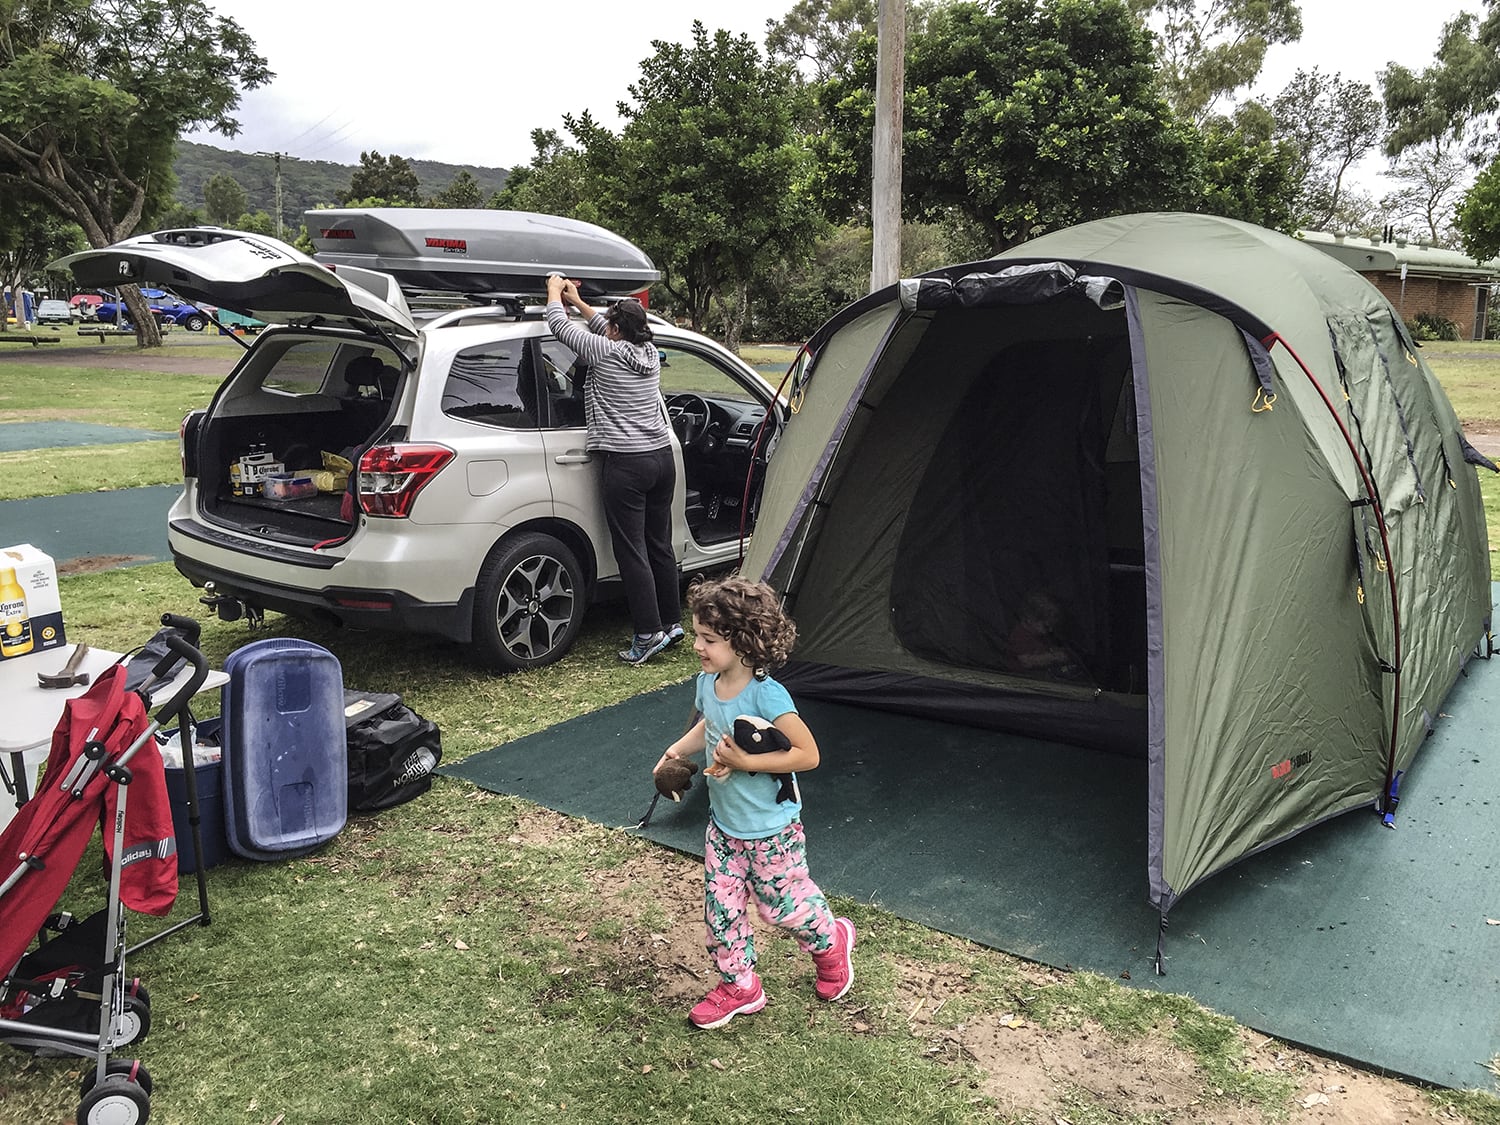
[1298,231,1500,340]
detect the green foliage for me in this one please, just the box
[514,23,826,343]
[817,0,1201,248]
[1271,68,1382,230]
[748,220,982,341]
[618,23,825,338]
[342,149,421,206]
[232,209,277,236]
[202,170,247,225]
[1383,10,1500,159]
[1129,0,1302,122]
[493,127,609,223]
[1457,155,1500,260]
[1407,311,1461,341]
[172,141,511,226]
[0,0,271,248]
[1193,109,1300,230]
[426,168,483,208]
[0,193,87,301]
[765,0,878,83]
[156,201,205,229]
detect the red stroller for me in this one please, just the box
[0,633,206,1125]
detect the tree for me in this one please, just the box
[428,169,483,209]
[1193,105,1300,231]
[0,0,270,346]
[203,172,249,226]
[1455,154,1500,259]
[341,151,421,206]
[1382,9,1500,160]
[765,0,879,83]
[1271,68,1381,230]
[817,0,1201,249]
[1128,0,1302,123]
[1380,142,1471,245]
[493,127,611,223]
[0,195,86,330]
[599,22,826,347]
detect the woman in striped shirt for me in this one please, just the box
[545,274,683,665]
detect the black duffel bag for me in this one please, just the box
[343,690,442,812]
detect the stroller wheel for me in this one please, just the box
[113,991,152,1046]
[77,1071,151,1124]
[79,1058,153,1098]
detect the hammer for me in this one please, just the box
[38,643,91,689]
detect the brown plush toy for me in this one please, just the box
[654,756,699,802]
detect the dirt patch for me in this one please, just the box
[56,554,157,576]
[1464,424,1500,459]
[477,804,1492,1123]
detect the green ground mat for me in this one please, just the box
[442,648,1500,1089]
[0,421,173,452]
[0,485,177,566]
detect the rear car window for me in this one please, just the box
[441,342,537,429]
[261,340,343,396]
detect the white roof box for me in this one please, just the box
[307,208,660,297]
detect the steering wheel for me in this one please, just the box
[666,393,711,451]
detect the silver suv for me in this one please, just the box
[57,219,783,670]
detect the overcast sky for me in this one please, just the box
[189,0,1480,191]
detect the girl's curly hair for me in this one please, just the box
[687,576,797,680]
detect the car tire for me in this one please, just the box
[184,314,206,332]
[473,532,586,671]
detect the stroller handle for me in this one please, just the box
[151,634,209,724]
[160,612,202,644]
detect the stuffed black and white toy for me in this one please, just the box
[732,714,799,804]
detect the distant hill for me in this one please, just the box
[172,141,511,226]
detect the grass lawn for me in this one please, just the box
[4,337,1499,1123]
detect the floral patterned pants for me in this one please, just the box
[704,818,836,987]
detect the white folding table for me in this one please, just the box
[1,644,228,829]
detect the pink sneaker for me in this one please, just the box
[812,917,856,1001]
[688,976,767,1029]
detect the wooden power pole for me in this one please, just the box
[870,0,905,292]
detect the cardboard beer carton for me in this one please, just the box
[0,543,65,660]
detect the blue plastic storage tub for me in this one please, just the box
[220,638,347,860]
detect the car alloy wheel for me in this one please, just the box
[474,532,585,671]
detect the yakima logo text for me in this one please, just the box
[425,237,468,254]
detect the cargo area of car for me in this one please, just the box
[195,333,404,546]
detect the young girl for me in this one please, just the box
[653,576,856,1029]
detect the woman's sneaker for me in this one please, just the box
[688,976,766,1029]
[664,623,686,647]
[618,631,671,666]
[811,917,856,1001]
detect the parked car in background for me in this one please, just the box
[95,288,209,331]
[36,299,75,324]
[71,293,101,319]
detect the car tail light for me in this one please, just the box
[179,410,204,478]
[357,443,454,518]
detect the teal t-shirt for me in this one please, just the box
[695,671,801,839]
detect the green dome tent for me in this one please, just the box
[743,213,1493,952]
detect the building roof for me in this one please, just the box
[1297,230,1500,281]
